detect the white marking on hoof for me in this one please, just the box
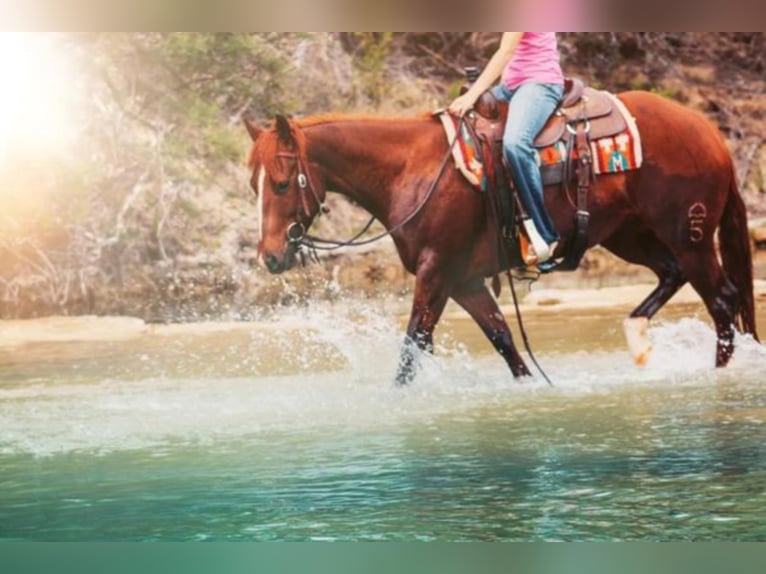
[623,317,653,367]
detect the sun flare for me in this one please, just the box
[0,33,80,167]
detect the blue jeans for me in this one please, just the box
[492,82,564,245]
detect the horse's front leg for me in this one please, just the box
[452,279,531,378]
[396,260,450,386]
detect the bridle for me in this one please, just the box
[262,122,462,258]
[273,150,328,248]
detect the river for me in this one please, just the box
[1,295,765,541]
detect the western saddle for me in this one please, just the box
[468,78,627,272]
[472,78,626,159]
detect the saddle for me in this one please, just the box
[466,78,630,273]
[474,78,627,153]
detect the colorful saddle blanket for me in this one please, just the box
[438,112,489,191]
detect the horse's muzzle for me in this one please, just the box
[263,244,298,274]
[264,253,284,274]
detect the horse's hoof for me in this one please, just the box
[623,317,653,367]
[511,363,532,378]
[394,375,412,387]
[715,338,735,367]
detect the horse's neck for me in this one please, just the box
[304,120,425,224]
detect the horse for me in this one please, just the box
[243,90,759,385]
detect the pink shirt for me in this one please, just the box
[502,32,564,90]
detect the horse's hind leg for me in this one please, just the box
[676,246,739,367]
[452,279,531,378]
[601,223,687,365]
[619,224,739,366]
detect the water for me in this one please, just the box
[1,300,765,541]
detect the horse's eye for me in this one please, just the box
[275,180,290,195]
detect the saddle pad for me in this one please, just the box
[536,94,643,175]
[437,111,488,192]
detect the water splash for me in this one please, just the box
[644,317,765,375]
[1,306,763,457]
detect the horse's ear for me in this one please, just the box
[275,114,294,146]
[243,118,262,142]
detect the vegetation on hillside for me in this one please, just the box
[0,33,763,320]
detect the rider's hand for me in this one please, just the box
[449,92,478,117]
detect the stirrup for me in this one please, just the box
[521,219,550,265]
[524,240,558,266]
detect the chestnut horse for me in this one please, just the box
[244,90,758,385]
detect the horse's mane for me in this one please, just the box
[295,112,434,129]
[247,112,436,168]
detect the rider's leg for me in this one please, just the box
[502,82,564,263]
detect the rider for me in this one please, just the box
[449,32,564,266]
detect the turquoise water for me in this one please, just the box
[1,303,765,541]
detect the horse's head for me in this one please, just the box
[244,115,326,274]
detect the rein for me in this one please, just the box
[283,119,463,253]
[506,268,554,387]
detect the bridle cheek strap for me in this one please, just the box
[276,152,328,219]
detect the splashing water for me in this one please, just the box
[1,301,765,540]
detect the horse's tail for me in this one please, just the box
[719,166,759,341]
